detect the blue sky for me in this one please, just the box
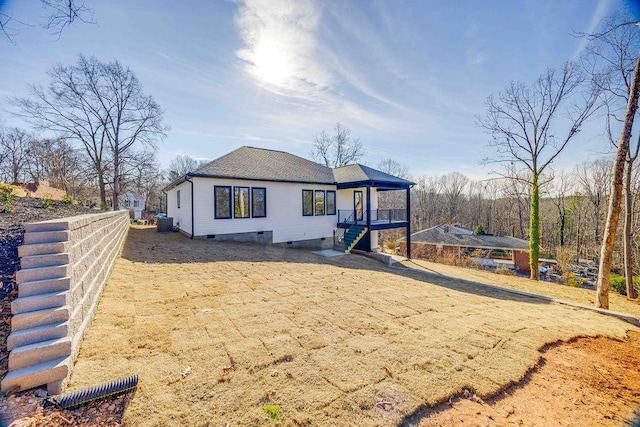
[0,0,633,179]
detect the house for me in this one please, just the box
[399,224,531,271]
[118,191,145,219]
[164,146,415,255]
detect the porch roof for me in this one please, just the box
[333,164,414,190]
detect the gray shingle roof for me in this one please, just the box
[192,146,335,184]
[401,225,529,251]
[332,164,415,186]
[166,146,415,188]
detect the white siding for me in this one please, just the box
[166,182,192,234]
[336,188,378,214]
[191,178,338,243]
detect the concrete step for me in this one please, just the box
[0,356,69,394]
[7,322,68,351]
[18,242,68,258]
[11,306,70,331]
[8,337,72,371]
[23,230,70,245]
[18,277,71,298]
[11,291,68,315]
[20,253,69,269]
[16,264,71,284]
[24,221,70,233]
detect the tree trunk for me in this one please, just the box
[596,50,640,309]
[624,158,636,299]
[529,173,540,281]
[98,174,107,210]
[113,155,120,211]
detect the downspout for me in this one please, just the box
[161,190,167,214]
[185,174,195,239]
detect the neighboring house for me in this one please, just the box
[117,191,145,219]
[164,146,415,255]
[399,224,531,271]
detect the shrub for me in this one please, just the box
[61,194,74,206]
[0,183,15,213]
[610,273,640,296]
[42,193,53,209]
[384,240,400,253]
[474,224,485,235]
[495,265,515,276]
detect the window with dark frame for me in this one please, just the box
[234,186,250,218]
[177,190,181,209]
[302,189,313,216]
[252,187,266,218]
[315,190,325,216]
[214,186,232,219]
[326,191,336,215]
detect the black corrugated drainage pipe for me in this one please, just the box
[45,374,138,410]
[185,174,195,239]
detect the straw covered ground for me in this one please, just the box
[63,228,637,426]
[399,258,640,318]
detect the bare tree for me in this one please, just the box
[12,54,167,209]
[377,159,409,179]
[575,157,613,251]
[167,154,207,181]
[0,128,32,184]
[595,51,640,308]
[478,61,600,280]
[439,172,469,223]
[546,171,574,247]
[311,122,365,168]
[1,0,94,43]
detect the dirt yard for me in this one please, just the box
[2,227,639,426]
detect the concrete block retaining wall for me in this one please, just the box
[1,211,129,395]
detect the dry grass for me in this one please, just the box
[401,258,640,318]
[68,228,638,426]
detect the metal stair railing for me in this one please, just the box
[334,210,367,252]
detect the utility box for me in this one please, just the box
[157,217,173,233]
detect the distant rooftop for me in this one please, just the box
[400,224,529,251]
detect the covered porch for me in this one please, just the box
[333,176,414,256]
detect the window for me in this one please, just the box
[177,190,181,209]
[252,187,266,218]
[302,190,313,216]
[234,186,250,218]
[326,191,336,215]
[315,190,325,216]
[214,186,231,219]
[134,200,139,208]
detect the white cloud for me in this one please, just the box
[232,0,419,133]
[234,0,330,92]
[572,0,613,59]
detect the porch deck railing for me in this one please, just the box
[337,209,406,224]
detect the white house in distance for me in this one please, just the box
[164,146,415,256]
[118,191,145,219]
